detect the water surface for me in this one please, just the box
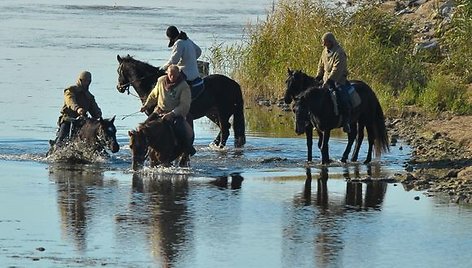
[1,1,472,267]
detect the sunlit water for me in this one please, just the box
[1,0,472,267]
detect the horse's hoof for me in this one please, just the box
[351,157,358,162]
[363,159,371,164]
[341,158,347,163]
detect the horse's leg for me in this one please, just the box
[320,130,331,165]
[179,153,190,167]
[341,123,358,163]
[206,112,222,146]
[316,128,323,149]
[305,125,313,162]
[217,113,231,148]
[351,123,365,162]
[364,125,375,164]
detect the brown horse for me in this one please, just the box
[284,69,389,164]
[116,55,246,149]
[128,118,188,170]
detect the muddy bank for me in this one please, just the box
[387,111,472,203]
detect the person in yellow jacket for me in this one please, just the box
[56,71,102,143]
[140,64,196,156]
[315,32,351,133]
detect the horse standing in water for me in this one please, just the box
[128,118,186,170]
[48,116,120,160]
[284,69,389,164]
[116,55,246,149]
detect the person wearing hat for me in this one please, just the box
[314,32,351,133]
[161,26,203,97]
[55,71,102,144]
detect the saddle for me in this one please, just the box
[328,83,361,116]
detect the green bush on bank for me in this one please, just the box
[209,0,472,115]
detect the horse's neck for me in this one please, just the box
[79,121,100,140]
[132,63,160,100]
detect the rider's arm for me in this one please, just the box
[161,41,184,70]
[142,81,160,110]
[327,50,347,83]
[87,94,102,119]
[64,87,81,113]
[315,55,325,80]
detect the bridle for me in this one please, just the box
[117,62,151,100]
[96,122,117,150]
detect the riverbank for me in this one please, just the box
[388,111,472,203]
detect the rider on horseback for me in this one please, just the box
[314,32,352,133]
[140,64,196,156]
[55,71,102,144]
[161,26,203,100]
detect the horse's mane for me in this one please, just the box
[121,55,158,73]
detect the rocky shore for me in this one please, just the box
[387,111,472,203]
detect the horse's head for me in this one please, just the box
[116,54,165,97]
[284,68,320,104]
[293,93,311,135]
[97,116,120,153]
[116,55,132,93]
[128,125,149,170]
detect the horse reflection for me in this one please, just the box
[343,164,388,209]
[284,167,389,267]
[48,164,105,252]
[210,173,244,189]
[124,173,191,266]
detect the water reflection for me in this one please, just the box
[127,173,192,266]
[48,164,107,252]
[285,166,389,267]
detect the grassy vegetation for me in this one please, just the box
[209,0,472,115]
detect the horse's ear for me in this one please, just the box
[287,68,292,75]
[110,115,116,123]
[128,130,135,137]
[117,55,122,63]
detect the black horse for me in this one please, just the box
[48,116,120,159]
[116,55,246,148]
[284,69,389,164]
[128,118,188,170]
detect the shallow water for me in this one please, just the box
[2,0,472,267]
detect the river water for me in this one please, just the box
[1,0,472,267]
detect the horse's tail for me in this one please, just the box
[372,98,390,158]
[232,81,246,147]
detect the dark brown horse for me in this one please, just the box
[48,116,120,158]
[284,69,389,164]
[128,118,188,170]
[116,55,246,148]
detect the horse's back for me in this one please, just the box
[203,74,241,95]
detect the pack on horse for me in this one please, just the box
[284,69,389,164]
[48,116,120,158]
[128,118,187,170]
[116,55,246,149]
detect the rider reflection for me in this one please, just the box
[48,164,105,252]
[128,173,191,266]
